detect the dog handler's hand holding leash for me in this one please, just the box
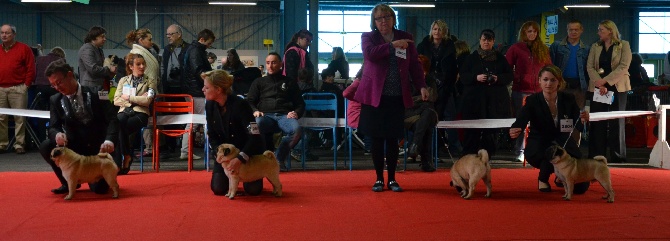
[562,106,590,149]
[55,132,68,147]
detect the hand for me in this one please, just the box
[391,39,414,49]
[253,111,264,118]
[142,92,149,96]
[492,75,498,83]
[287,111,298,119]
[226,158,242,172]
[476,74,487,82]
[509,128,522,139]
[598,86,607,96]
[122,94,130,101]
[55,132,68,146]
[420,87,429,101]
[100,141,114,153]
[580,111,590,123]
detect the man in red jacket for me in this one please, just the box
[0,24,35,154]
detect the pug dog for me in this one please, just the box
[216,144,283,199]
[549,145,615,203]
[449,149,491,199]
[50,147,120,200]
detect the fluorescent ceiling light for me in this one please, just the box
[389,4,435,8]
[21,0,71,2]
[564,4,610,8]
[209,2,256,5]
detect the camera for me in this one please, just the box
[169,67,182,79]
[484,68,495,84]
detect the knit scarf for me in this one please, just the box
[477,47,497,61]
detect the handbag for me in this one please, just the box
[122,106,136,116]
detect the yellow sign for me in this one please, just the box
[263,39,274,45]
[540,12,556,46]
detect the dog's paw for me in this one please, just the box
[484,193,491,198]
[112,194,119,199]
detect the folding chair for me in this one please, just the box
[151,94,195,172]
[302,92,339,170]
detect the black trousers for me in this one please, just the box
[117,112,149,156]
[586,90,627,161]
[210,161,263,196]
[39,139,110,194]
[524,136,590,194]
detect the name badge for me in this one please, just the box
[248,122,260,135]
[98,90,109,100]
[395,48,407,59]
[560,119,573,132]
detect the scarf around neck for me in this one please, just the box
[477,47,497,61]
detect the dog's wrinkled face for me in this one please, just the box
[548,145,568,164]
[216,144,240,164]
[51,147,66,165]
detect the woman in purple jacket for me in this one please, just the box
[354,4,428,192]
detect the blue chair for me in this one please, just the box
[302,92,339,170]
[343,98,354,170]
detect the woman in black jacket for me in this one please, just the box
[324,47,349,79]
[459,29,513,156]
[202,70,265,196]
[416,19,457,121]
[510,65,590,193]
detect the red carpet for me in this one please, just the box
[1,168,670,240]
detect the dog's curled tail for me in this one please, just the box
[263,150,277,161]
[477,149,490,163]
[593,155,608,164]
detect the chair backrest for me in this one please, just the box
[153,94,194,121]
[303,92,338,120]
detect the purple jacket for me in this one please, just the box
[354,29,426,108]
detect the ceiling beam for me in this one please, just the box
[510,0,587,19]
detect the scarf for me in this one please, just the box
[477,47,497,62]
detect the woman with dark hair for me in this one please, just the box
[113,53,157,175]
[283,29,314,86]
[459,29,513,157]
[506,21,552,162]
[324,47,349,79]
[586,20,632,163]
[222,48,245,73]
[628,53,650,89]
[510,64,590,193]
[78,26,116,92]
[355,4,428,192]
[203,69,264,196]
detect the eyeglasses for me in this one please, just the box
[166,32,178,36]
[374,15,393,22]
[50,78,64,89]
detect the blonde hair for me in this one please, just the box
[454,40,470,57]
[599,20,622,44]
[429,20,449,43]
[518,21,550,64]
[201,70,233,95]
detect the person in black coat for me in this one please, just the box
[181,29,215,98]
[458,29,513,156]
[283,29,314,86]
[510,64,591,193]
[416,20,458,121]
[324,47,349,79]
[203,70,266,196]
[40,59,118,195]
[162,24,190,94]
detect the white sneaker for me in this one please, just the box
[180,153,202,160]
[514,153,524,162]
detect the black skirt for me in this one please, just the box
[358,95,404,138]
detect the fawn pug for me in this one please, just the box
[216,143,283,199]
[449,149,492,199]
[549,145,614,203]
[50,147,119,200]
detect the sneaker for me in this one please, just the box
[372,180,384,192]
[388,180,403,192]
[290,152,301,161]
[136,150,152,157]
[363,150,371,156]
[180,153,202,160]
[514,153,524,162]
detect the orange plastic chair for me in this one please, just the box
[521,95,529,167]
[152,94,195,172]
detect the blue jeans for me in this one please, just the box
[256,113,302,163]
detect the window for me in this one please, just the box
[639,12,670,54]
